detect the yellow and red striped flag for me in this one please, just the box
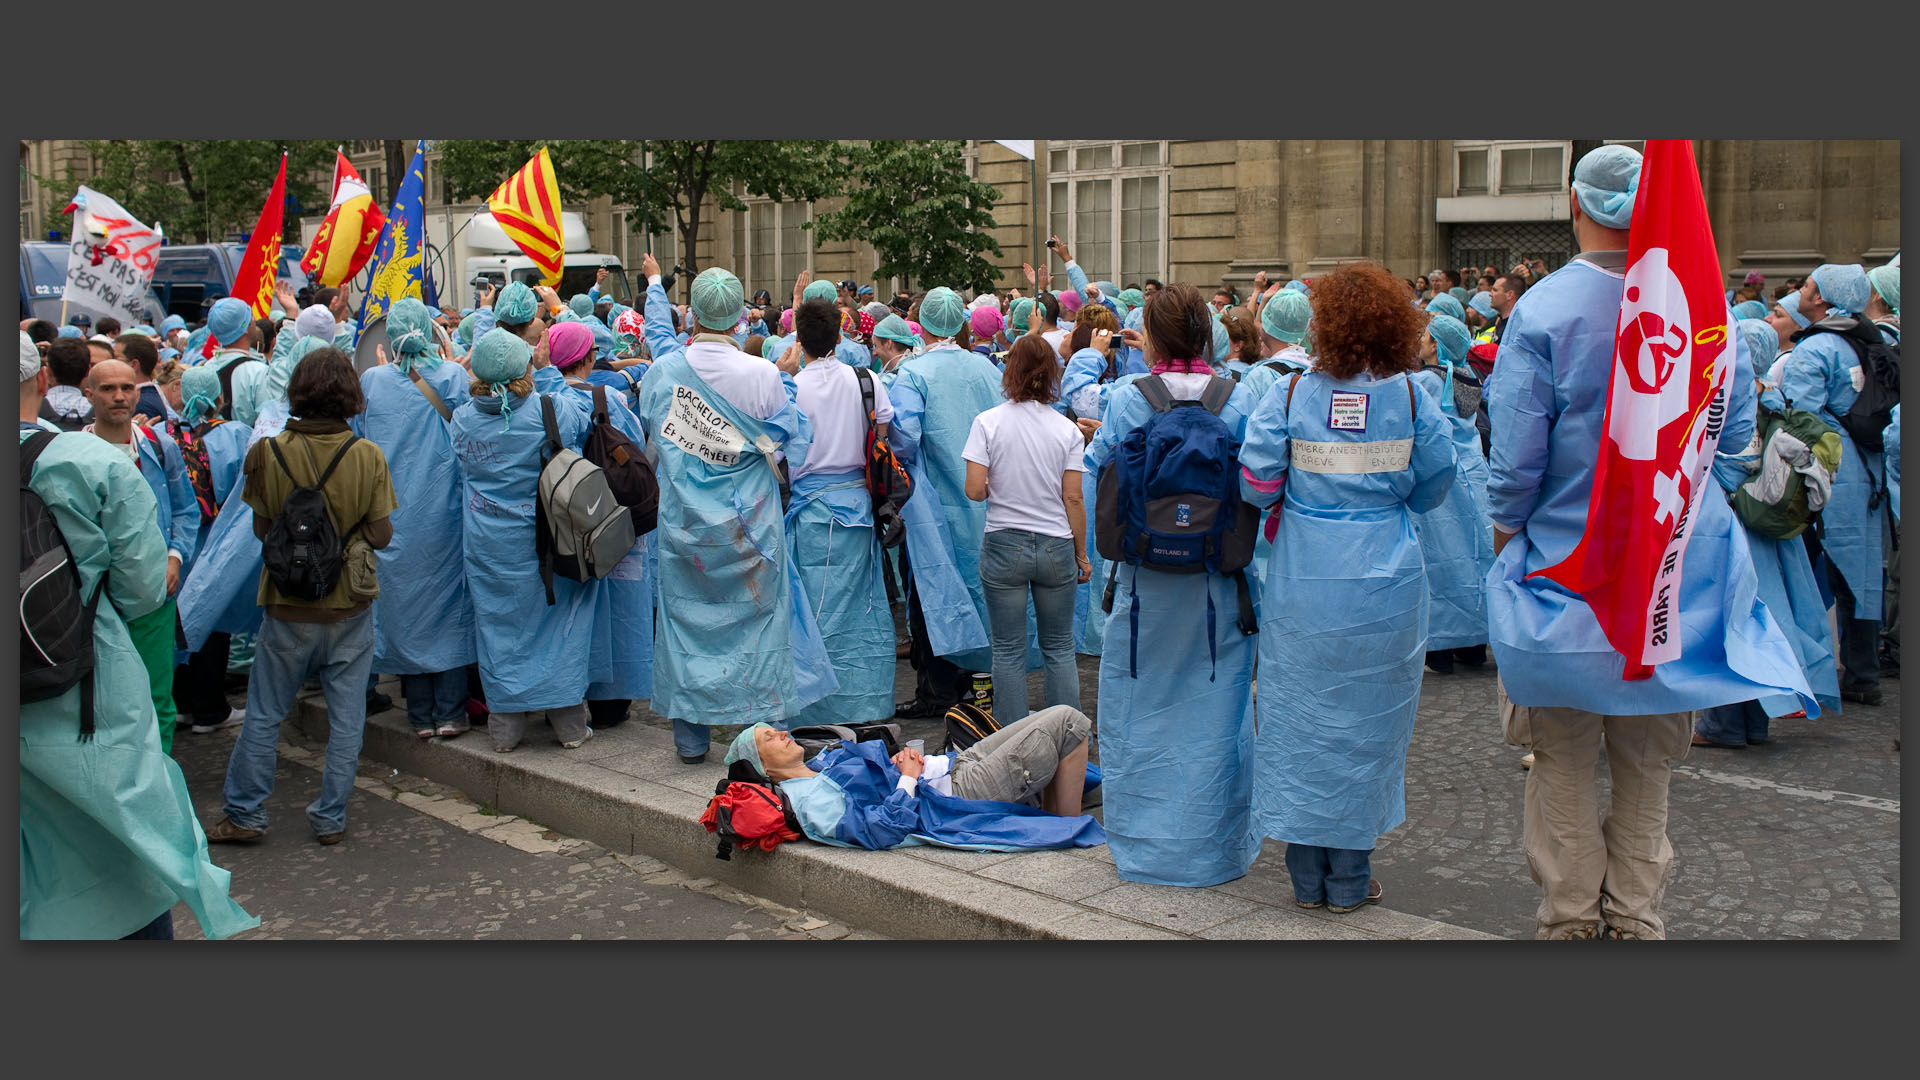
[486,147,564,287]
[230,152,287,318]
[301,150,386,288]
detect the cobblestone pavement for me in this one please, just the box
[633,635,1901,940]
[168,723,880,941]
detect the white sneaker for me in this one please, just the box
[561,727,594,750]
[192,707,246,734]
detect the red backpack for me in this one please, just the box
[700,768,803,861]
[174,418,226,521]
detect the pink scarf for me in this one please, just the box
[1150,356,1214,375]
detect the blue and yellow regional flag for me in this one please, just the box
[354,140,428,344]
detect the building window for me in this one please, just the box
[1045,140,1168,286]
[364,165,385,208]
[19,162,30,205]
[1453,141,1571,197]
[730,198,813,299]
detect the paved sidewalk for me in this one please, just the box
[297,681,1499,941]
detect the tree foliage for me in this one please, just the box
[812,141,1001,294]
[432,139,844,275]
[35,140,339,243]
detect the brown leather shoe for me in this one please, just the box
[315,831,344,846]
[205,817,263,843]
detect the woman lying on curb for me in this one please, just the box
[723,706,1106,852]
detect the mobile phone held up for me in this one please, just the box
[1046,238,1057,249]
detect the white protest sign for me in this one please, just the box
[658,384,746,466]
[63,186,160,324]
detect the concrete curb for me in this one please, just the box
[298,691,1501,941]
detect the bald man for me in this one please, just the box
[86,359,201,752]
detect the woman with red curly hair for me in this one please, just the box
[1237,261,1458,914]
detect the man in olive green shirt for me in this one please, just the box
[207,347,397,847]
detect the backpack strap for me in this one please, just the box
[854,365,878,431]
[1198,376,1234,417]
[405,366,454,423]
[20,429,57,480]
[535,395,559,606]
[1405,375,1417,423]
[592,382,610,426]
[1284,372,1302,419]
[1137,373,1174,414]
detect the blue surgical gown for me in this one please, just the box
[556,376,656,703]
[1239,370,1456,851]
[1409,367,1494,649]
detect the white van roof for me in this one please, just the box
[466,210,592,253]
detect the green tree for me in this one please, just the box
[434,139,843,276]
[812,141,1001,294]
[36,141,338,243]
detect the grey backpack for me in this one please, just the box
[535,394,636,603]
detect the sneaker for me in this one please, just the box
[561,727,594,750]
[1327,879,1383,914]
[435,722,471,738]
[1520,752,1535,770]
[679,751,708,765]
[315,831,344,846]
[191,707,246,734]
[1294,897,1327,910]
[414,726,437,740]
[1840,686,1884,707]
[205,817,264,843]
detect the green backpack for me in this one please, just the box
[1729,403,1844,540]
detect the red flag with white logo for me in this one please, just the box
[1529,140,1734,680]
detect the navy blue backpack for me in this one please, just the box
[1095,374,1259,677]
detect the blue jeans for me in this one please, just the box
[223,609,376,837]
[121,910,175,940]
[402,668,470,732]
[980,528,1080,723]
[1695,699,1771,746]
[1285,844,1373,908]
[674,718,713,758]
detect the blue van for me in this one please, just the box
[19,241,168,327]
[150,243,312,323]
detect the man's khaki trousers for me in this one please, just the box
[1500,680,1692,939]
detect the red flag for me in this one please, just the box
[1529,140,1734,680]
[230,153,288,319]
[300,150,385,288]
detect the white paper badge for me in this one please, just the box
[1328,392,1369,431]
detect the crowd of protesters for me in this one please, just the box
[20,143,1899,940]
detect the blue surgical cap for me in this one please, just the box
[1572,144,1642,230]
[690,268,744,331]
[161,314,188,335]
[180,364,223,424]
[1118,288,1144,314]
[385,298,438,371]
[457,312,482,348]
[57,325,84,339]
[1468,291,1496,319]
[724,723,774,777]
[761,336,783,360]
[1262,290,1311,343]
[185,326,210,354]
[569,294,594,319]
[1283,279,1308,294]
[802,279,838,305]
[1867,264,1899,315]
[208,297,253,346]
[1732,299,1769,321]
[1775,288,1811,329]
[1428,313,1472,368]
[471,326,532,384]
[1810,263,1870,316]
[1008,297,1036,334]
[1209,315,1230,364]
[1737,318,1779,373]
[918,287,968,339]
[494,281,538,324]
[873,314,917,347]
[1426,294,1466,322]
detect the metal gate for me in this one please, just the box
[1448,221,1577,277]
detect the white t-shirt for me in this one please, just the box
[792,355,892,481]
[683,339,786,421]
[961,401,1085,538]
[1041,328,1070,355]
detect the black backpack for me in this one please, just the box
[570,379,659,537]
[37,398,91,432]
[19,431,107,740]
[261,433,361,601]
[1795,317,1900,453]
[786,721,903,762]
